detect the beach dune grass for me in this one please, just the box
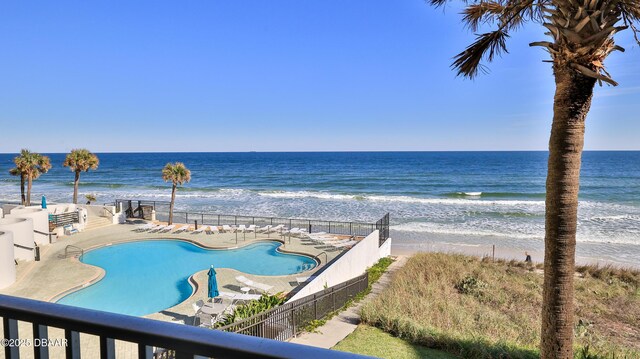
[360,253,640,359]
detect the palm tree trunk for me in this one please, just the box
[73,171,80,204]
[26,176,33,207]
[540,67,596,359]
[168,184,177,225]
[20,175,26,205]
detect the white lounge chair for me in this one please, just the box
[284,227,306,236]
[161,224,176,232]
[303,234,338,244]
[222,225,236,233]
[192,225,208,234]
[268,224,285,233]
[246,225,256,233]
[219,291,261,302]
[317,240,345,247]
[310,236,341,243]
[331,240,358,249]
[208,226,220,234]
[235,275,273,293]
[192,299,204,325]
[143,225,158,232]
[175,225,191,233]
[149,224,166,232]
[193,299,204,311]
[257,225,271,233]
[308,233,334,239]
[237,225,247,233]
[299,231,327,240]
[307,232,329,237]
[134,223,154,232]
[152,224,167,232]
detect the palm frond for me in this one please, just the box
[63,149,99,172]
[426,0,451,7]
[452,30,510,78]
[462,2,506,31]
[427,0,539,78]
[162,162,191,186]
[621,0,640,20]
[620,1,640,45]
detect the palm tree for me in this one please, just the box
[8,167,26,205]
[12,149,52,206]
[426,1,639,357]
[162,162,191,225]
[10,151,31,205]
[9,166,26,206]
[63,149,100,204]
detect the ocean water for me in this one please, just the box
[1,152,639,265]
[57,240,316,316]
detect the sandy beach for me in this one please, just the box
[391,233,640,269]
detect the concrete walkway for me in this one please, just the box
[289,255,408,349]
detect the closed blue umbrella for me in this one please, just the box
[41,196,47,209]
[207,265,219,300]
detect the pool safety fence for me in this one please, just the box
[115,199,390,246]
[217,272,369,341]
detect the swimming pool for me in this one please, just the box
[57,240,316,316]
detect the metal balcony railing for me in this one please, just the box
[0,294,372,359]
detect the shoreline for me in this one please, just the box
[391,237,640,270]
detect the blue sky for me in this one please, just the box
[0,0,638,152]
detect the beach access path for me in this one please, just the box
[289,255,408,349]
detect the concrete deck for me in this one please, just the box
[0,221,354,358]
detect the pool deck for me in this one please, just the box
[0,221,353,358]
[3,221,347,310]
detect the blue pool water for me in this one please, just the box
[57,240,316,316]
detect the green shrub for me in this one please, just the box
[215,293,286,328]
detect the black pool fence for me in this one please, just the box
[217,272,369,341]
[114,199,390,246]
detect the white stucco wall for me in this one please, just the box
[79,204,121,224]
[78,204,103,218]
[0,217,35,261]
[46,203,77,215]
[288,230,388,301]
[0,231,16,289]
[7,207,50,245]
[2,204,23,215]
[379,238,392,258]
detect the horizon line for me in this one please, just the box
[1,149,640,155]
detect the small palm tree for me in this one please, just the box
[162,162,191,225]
[12,149,52,206]
[63,149,100,204]
[426,1,639,357]
[8,167,26,205]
